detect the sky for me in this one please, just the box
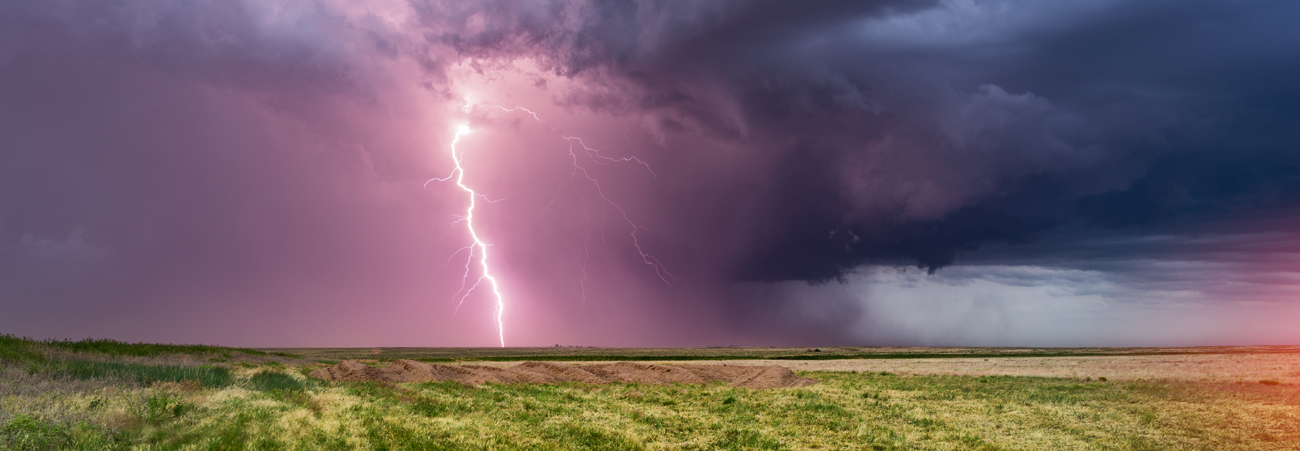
[2,0,1299,348]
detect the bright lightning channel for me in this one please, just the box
[429,124,507,347]
[429,103,676,346]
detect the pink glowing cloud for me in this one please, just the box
[3,0,1300,347]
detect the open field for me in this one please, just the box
[284,346,1300,385]
[259,345,1300,362]
[657,353,1300,385]
[4,336,1300,450]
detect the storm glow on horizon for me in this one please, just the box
[3,0,1300,348]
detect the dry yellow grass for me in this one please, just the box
[5,339,1300,450]
[657,353,1300,384]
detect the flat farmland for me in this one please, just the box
[5,337,1300,450]
[670,353,1300,384]
[258,345,1300,362]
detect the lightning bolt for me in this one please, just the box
[427,102,676,346]
[428,124,507,347]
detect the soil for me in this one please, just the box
[309,360,818,389]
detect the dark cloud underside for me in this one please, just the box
[3,0,1299,345]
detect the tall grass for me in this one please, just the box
[34,360,233,387]
[0,333,270,362]
[0,335,45,364]
[0,415,128,451]
[40,337,264,357]
[2,414,75,451]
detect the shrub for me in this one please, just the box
[0,335,46,363]
[247,371,305,393]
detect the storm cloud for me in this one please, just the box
[2,0,1298,346]
[423,0,1300,279]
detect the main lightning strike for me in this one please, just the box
[429,102,676,346]
[430,124,507,347]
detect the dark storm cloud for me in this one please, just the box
[4,0,1299,346]
[423,0,1300,281]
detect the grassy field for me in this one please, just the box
[4,335,1299,450]
[258,345,1300,363]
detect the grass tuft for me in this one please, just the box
[1,414,72,450]
[134,393,193,424]
[246,371,305,392]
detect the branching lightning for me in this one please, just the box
[427,102,675,346]
[560,137,676,285]
[494,106,677,288]
[428,124,507,347]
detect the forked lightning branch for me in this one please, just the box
[427,102,675,346]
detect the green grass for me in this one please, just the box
[1,415,128,451]
[0,335,46,363]
[0,334,275,364]
[5,338,1299,449]
[246,370,306,392]
[8,370,1294,450]
[2,414,75,451]
[44,338,250,357]
[33,360,233,387]
[135,393,195,425]
[39,336,264,357]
